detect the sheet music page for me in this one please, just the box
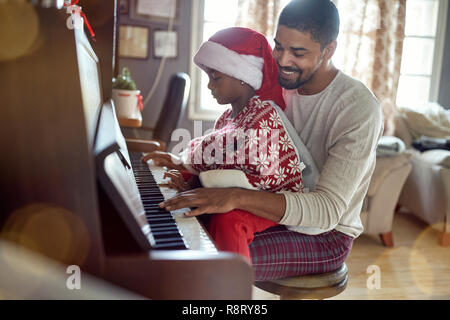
[136,0,176,18]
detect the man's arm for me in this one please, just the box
[234,189,286,222]
[159,187,286,221]
[160,97,382,226]
[279,96,383,230]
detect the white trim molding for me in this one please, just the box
[189,0,219,121]
[430,0,448,102]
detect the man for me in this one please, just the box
[158,0,383,281]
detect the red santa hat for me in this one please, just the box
[193,27,285,110]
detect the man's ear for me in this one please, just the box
[323,40,337,60]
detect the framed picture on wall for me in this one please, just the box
[153,30,178,59]
[118,25,149,59]
[119,0,129,14]
[130,0,179,24]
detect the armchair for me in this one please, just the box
[360,152,412,247]
[394,113,450,246]
[125,72,191,153]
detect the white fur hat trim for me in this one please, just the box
[194,41,264,90]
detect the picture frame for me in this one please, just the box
[153,30,178,59]
[118,25,149,59]
[119,0,129,14]
[130,0,179,24]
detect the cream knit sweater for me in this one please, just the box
[279,71,383,238]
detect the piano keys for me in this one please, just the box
[130,152,188,250]
[130,152,218,253]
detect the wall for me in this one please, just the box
[118,0,214,147]
[438,2,450,109]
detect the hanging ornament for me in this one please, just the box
[64,0,95,40]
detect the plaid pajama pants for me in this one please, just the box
[249,225,354,281]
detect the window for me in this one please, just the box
[189,0,448,120]
[189,0,240,121]
[189,0,290,121]
[396,0,448,109]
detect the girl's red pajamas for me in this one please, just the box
[182,96,306,262]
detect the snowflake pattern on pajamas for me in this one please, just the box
[187,96,304,193]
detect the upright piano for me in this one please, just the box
[0,1,252,299]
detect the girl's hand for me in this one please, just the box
[163,170,191,192]
[141,151,184,171]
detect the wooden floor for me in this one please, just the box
[252,211,450,300]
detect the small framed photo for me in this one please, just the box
[118,25,149,59]
[130,0,179,24]
[119,0,129,14]
[153,30,178,59]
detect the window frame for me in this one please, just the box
[429,0,448,102]
[188,0,223,121]
[397,0,448,107]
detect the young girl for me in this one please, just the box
[143,27,316,262]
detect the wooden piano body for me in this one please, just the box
[0,2,252,299]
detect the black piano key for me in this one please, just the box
[142,203,165,209]
[153,242,187,250]
[145,212,172,218]
[149,223,179,230]
[144,209,168,215]
[146,218,175,224]
[147,221,178,229]
[152,232,183,240]
[155,238,183,245]
[142,200,162,205]
[142,202,165,207]
[153,232,183,238]
[140,194,165,199]
[140,194,163,201]
[151,230,184,237]
[151,226,180,232]
[138,190,165,195]
[153,234,184,242]
[142,201,163,206]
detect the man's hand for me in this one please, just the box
[159,187,286,222]
[159,188,240,217]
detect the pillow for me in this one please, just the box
[377,136,406,157]
[419,149,450,168]
[400,102,450,139]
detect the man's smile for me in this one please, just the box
[279,67,302,80]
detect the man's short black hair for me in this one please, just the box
[278,0,340,49]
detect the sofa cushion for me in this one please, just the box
[400,102,450,139]
[368,153,411,197]
[419,149,450,168]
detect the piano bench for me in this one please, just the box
[254,263,348,300]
